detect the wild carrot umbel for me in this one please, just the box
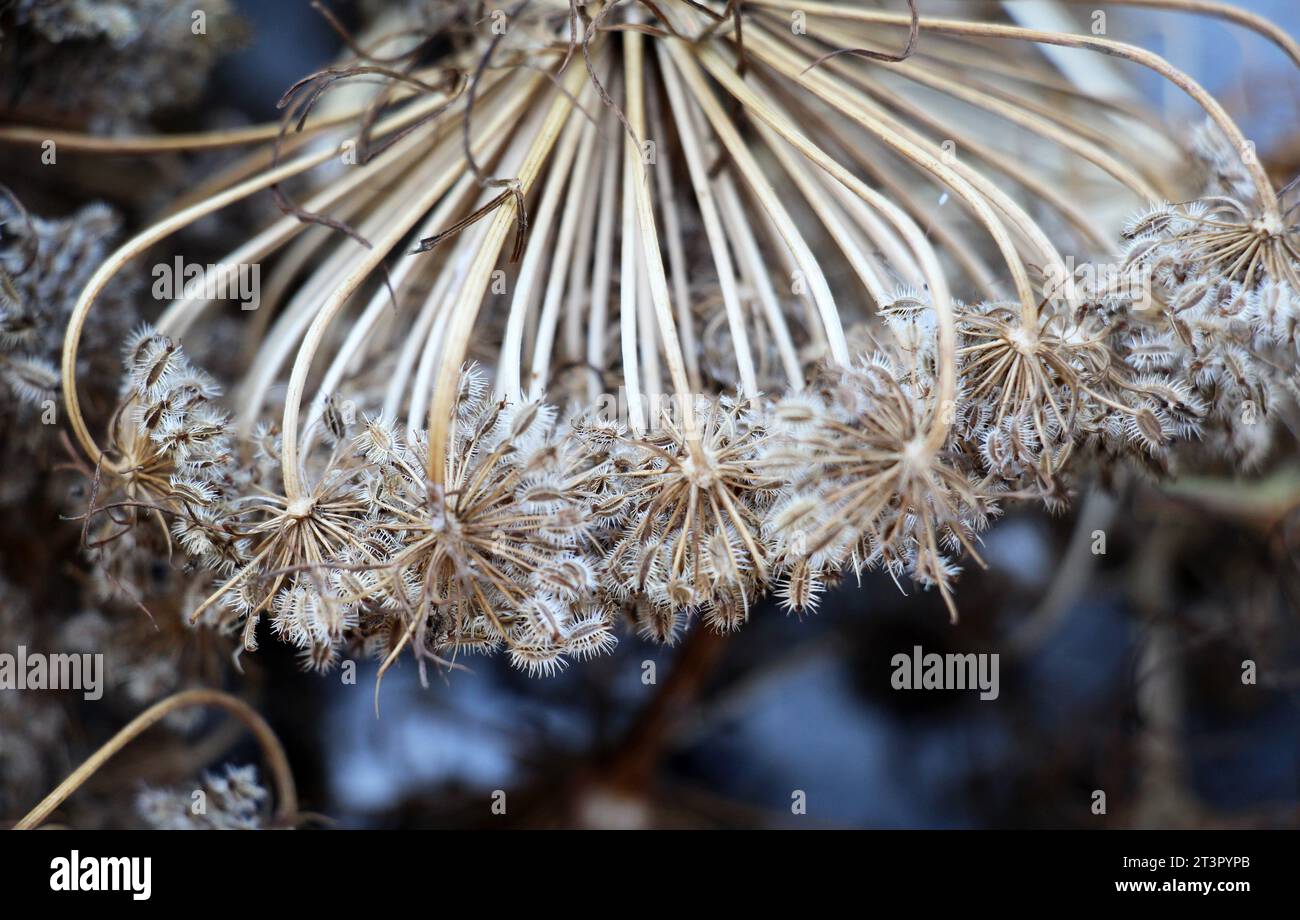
[40,0,1298,680]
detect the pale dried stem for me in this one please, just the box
[14,689,296,831]
[752,0,1281,219]
[657,39,760,395]
[60,87,460,469]
[528,115,602,399]
[685,41,959,448]
[662,38,851,365]
[744,20,1058,328]
[427,58,588,483]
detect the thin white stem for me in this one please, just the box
[657,39,758,396]
[662,39,851,366]
[623,27,697,436]
[750,0,1280,219]
[587,108,622,405]
[562,127,603,369]
[61,85,459,467]
[713,176,804,389]
[741,22,1055,326]
[619,118,647,433]
[686,40,960,448]
[426,58,587,482]
[528,114,601,400]
[495,90,590,402]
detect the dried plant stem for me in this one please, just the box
[235,197,375,366]
[648,84,705,393]
[683,41,959,447]
[713,175,805,387]
[783,12,1163,203]
[744,20,1059,327]
[496,88,592,402]
[663,40,851,366]
[637,241,663,402]
[1053,0,1300,69]
[908,52,1178,197]
[752,117,891,307]
[427,57,588,483]
[808,157,925,288]
[561,125,605,375]
[0,113,359,154]
[280,133,499,500]
[915,30,1177,135]
[868,54,1161,201]
[843,83,1111,250]
[402,229,485,429]
[624,26,698,432]
[158,134,423,338]
[61,87,461,470]
[403,106,553,432]
[658,40,759,395]
[752,0,1282,222]
[14,689,296,831]
[63,151,345,470]
[619,113,648,432]
[755,72,1004,298]
[237,140,447,438]
[274,77,538,476]
[305,174,485,444]
[528,117,602,399]
[587,114,622,403]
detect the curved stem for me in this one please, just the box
[0,112,358,153]
[664,40,851,365]
[62,148,343,470]
[60,88,459,469]
[305,173,483,451]
[625,28,697,427]
[156,129,430,338]
[657,40,759,395]
[586,111,622,405]
[496,95,590,402]
[1051,0,1300,70]
[883,54,1161,201]
[687,42,958,449]
[528,116,602,399]
[279,79,541,496]
[714,175,807,388]
[620,94,648,430]
[745,19,1059,327]
[14,689,296,830]
[427,60,589,483]
[751,0,1281,220]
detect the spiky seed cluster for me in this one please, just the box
[592,394,775,640]
[955,299,1207,484]
[349,371,615,677]
[1122,192,1300,465]
[765,353,994,620]
[136,763,267,830]
[0,199,135,468]
[78,326,244,618]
